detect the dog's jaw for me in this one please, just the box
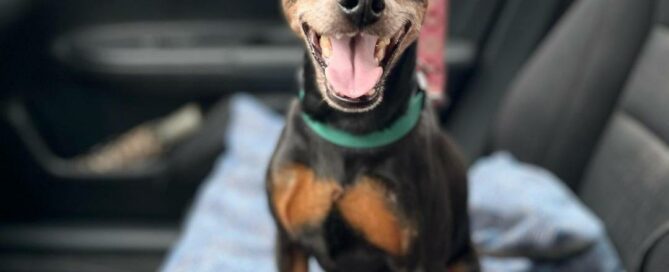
[300,42,420,134]
[301,21,413,113]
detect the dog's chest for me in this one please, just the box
[270,164,415,257]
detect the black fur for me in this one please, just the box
[267,42,480,271]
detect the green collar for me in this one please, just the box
[300,91,425,149]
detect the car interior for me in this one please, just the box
[0,0,667,271]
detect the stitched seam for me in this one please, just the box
[621,110,669,151]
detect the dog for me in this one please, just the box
[266,0,480,271]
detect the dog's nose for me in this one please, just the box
[337,0,385,27]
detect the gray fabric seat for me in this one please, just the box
[491,0,669,271]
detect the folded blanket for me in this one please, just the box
[470,152,624,272]
[162,94,623,272]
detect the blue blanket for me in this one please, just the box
[162,94,623,272]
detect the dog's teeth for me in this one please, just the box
[320,36,332,58]
[310,31,318,42]
[374,38,391,64]
[335,33,342,39]
[366,89,376,96]
[379,37,391,47]
[374,46,386,64]
[375,48,386,64]
[347,32,357,38]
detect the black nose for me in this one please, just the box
[337,0,385,27]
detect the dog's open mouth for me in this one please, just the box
[302,22,411,110]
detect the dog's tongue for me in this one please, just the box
[325,35,382,99]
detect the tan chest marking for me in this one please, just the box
[271,165,343,235]
[271,165,413,256]
[337,177,413,256]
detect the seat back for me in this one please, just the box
[494,0,669,270]
[578,1,669,268]
[492,0,654,187]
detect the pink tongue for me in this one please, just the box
[325,35,382,99]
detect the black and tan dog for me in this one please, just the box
[266,0,479,271]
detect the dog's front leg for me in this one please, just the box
[276,230,309,272]
[447,249,481,272]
